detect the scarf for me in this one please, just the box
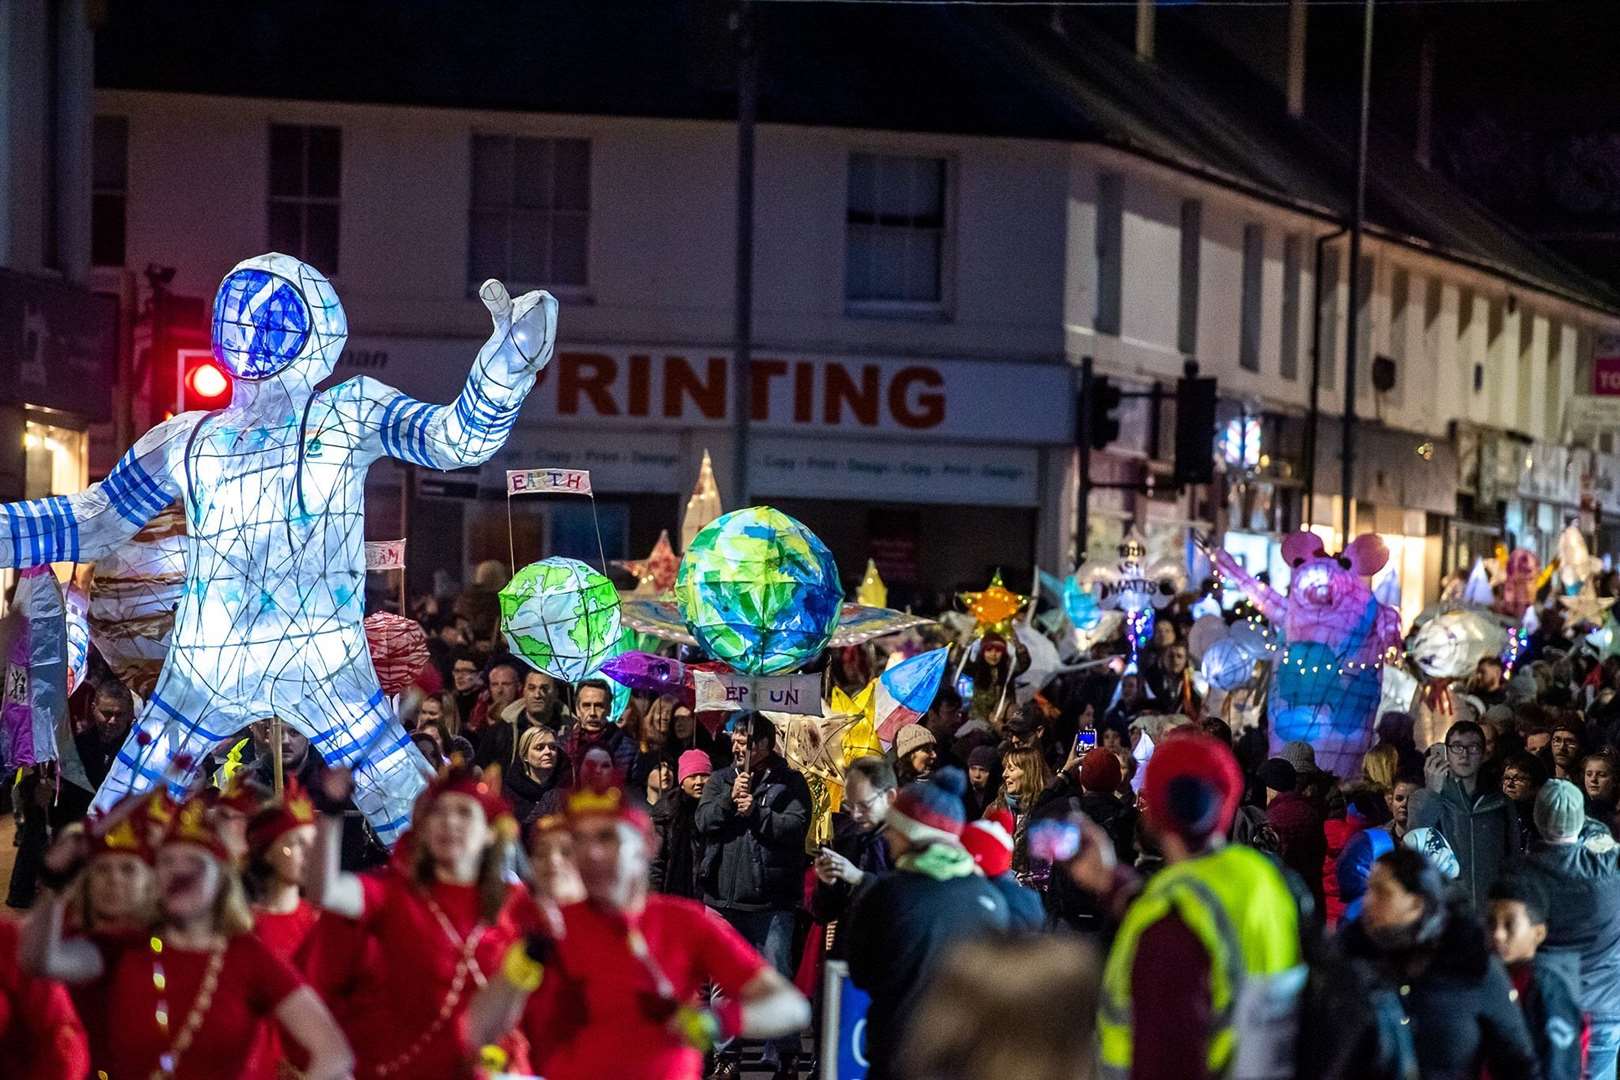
[897,842,979,882]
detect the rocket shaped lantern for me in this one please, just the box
[681,450,723,554]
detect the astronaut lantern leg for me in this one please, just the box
[91,662,248,811]
[296,670,428,848]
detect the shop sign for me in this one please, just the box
[750,436,1040,508]
[1595,334,1620,395]
[0,270,118,421]
[1568,394,1620,435]
[343,337,1073,445]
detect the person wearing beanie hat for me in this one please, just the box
[304,765,537,1077]
[1263,754,1327,910]
[472,788,812,1080]
[811,756,899,961]
[24,789,356,1080]
[1510,776,1620,1079]
[962,816,1044,931]
[845,766,1010,1080]
[650,751,712,900]
[963,744,999,820]
[694,710,811,1077]
[1067,733,1303,1080]
[1413,718,1517,912]
[893,723,939,785]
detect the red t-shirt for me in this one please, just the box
[0,916,89,1080]
[82,930,302,1080]
[523,895,767,1080]
[339,870,535,1079]
[254,901,320,966]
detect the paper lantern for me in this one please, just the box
[856,559,888,608]
[958,570,1027,637]
[364,612,431,694]
[600,650,689,697]
[501,557,623,683]
[676,506,842,675]
[88,504,187,696]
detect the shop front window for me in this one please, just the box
[24,419,87,500]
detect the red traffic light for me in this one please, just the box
[180,350,232,410]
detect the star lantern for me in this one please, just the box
[856,559,888,608]
[614,529,680,597]
[958,571,1028,637]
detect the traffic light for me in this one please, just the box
[1174,370,1218,486]
[181,349,233,411]
[1087,376,1123,451]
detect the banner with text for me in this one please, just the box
[364,539,407,571]
[694,671,822,715]
[507,468,593,496]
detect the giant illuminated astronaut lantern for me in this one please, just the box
[0,254,557,845]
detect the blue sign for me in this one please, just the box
[820,960,871,1079]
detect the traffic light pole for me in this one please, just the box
[1077,356,1093,567]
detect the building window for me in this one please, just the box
[1280,234,1302,381]
[1319,247,1340,391]
[1239,224,1263,372]
[1094,172,1123,335]
[268,124,341,274]
[1178,199,1202,356]
[91,116,129,268]
[469,135,591,290]
[845,152,946,306]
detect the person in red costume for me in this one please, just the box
[0,915,89,1079]
[469,786,811,1080]
[306,765,536,1078]
[22,793,353,1080]
[245,781,321,964]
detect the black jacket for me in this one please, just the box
[845,853,1010,1080]
[649,789,703,900]
[808,812,891,957]
[1339,904,1541,1080]
[1029,779,1136,933]
[694,753,811,912]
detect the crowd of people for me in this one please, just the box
[8,560,1620,1079]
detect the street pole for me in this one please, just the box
[1341,0,1374,541]
[1305,226,1345,530]
[1076,356,1093,568]
[731,1,757,509]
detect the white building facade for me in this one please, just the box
[91,85,1620,613]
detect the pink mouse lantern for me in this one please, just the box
[1213,531,1403,776]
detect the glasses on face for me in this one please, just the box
[1448,743,1485,758]
[842,792,885,814]
[1502,772,1529,787]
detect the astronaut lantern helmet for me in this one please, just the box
[210,252,348,384]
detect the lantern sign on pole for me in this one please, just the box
[1077,529,1186,661]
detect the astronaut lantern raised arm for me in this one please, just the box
[0,253,557,845]
[1211,530,1403,776]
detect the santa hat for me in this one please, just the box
[962,818,1013,877]
[1141,732,1243,846]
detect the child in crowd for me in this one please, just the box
[1487,875,1585,1080]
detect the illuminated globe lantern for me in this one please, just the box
[676,506,843,675]
[500,557,623,683]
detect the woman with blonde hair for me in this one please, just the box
[1358,742,1399,794]
[504,725,569,823]
[901,935,1100,1080]
[24,794,353,1079]
[988,744,1055,885]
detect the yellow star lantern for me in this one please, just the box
[958,570,1028,637]
[856,558,888,608]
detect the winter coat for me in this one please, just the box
[693,753,811,912]
[845,844,1011,1080]
[559,722,637,779]
[1339,903,1541,1080]
[1511,832,1620,1020]
[649,789,703,899]
[986,871,1045,931]
[1030,782,1136,933]
[1266,791,1327,910]
[808,812,891,958]
[1511,951,1584,1080]
[1412,775,1519,910]
[502,764,567,825]
[1321,815,1368,925]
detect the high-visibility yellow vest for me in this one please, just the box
[1099,843,1303,1079]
